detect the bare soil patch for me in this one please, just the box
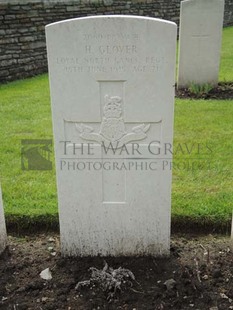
[0,234,233,310]
[176,82,233,100]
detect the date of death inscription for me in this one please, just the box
[55,44,167,74]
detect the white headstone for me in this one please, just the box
[0,185,7,254]
[177,0,225,88]
[46,16,177,256]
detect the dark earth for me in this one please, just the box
[176,82,233,100]
[0,234,232,310]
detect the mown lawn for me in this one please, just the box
[0,27,232,230]
[219,26,233,81]
[173,99,233,227]
[0,75,57,226]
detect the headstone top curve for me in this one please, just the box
[45,15,177,29]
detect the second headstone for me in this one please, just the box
[178,0,225,88]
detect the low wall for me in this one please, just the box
[0,0,232,83]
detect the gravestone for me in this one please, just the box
[46,16,177,256]
[177,0,225,88]
[0,185,7,254]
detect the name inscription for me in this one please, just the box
[55,32,167,74]
[85,45,137,55]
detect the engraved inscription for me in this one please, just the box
[57,56,166,74]
[55,31,167,74]
[85,45,137,55]
[83,33,139,41]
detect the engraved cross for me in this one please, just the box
[63,80,162,206]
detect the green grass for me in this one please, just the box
[172,99,233,227]
[0,75,58,227]
[0,26,232,231]
[219,26,233,82]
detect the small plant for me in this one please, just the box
[188,82,213,97]
[75,261,136,300]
